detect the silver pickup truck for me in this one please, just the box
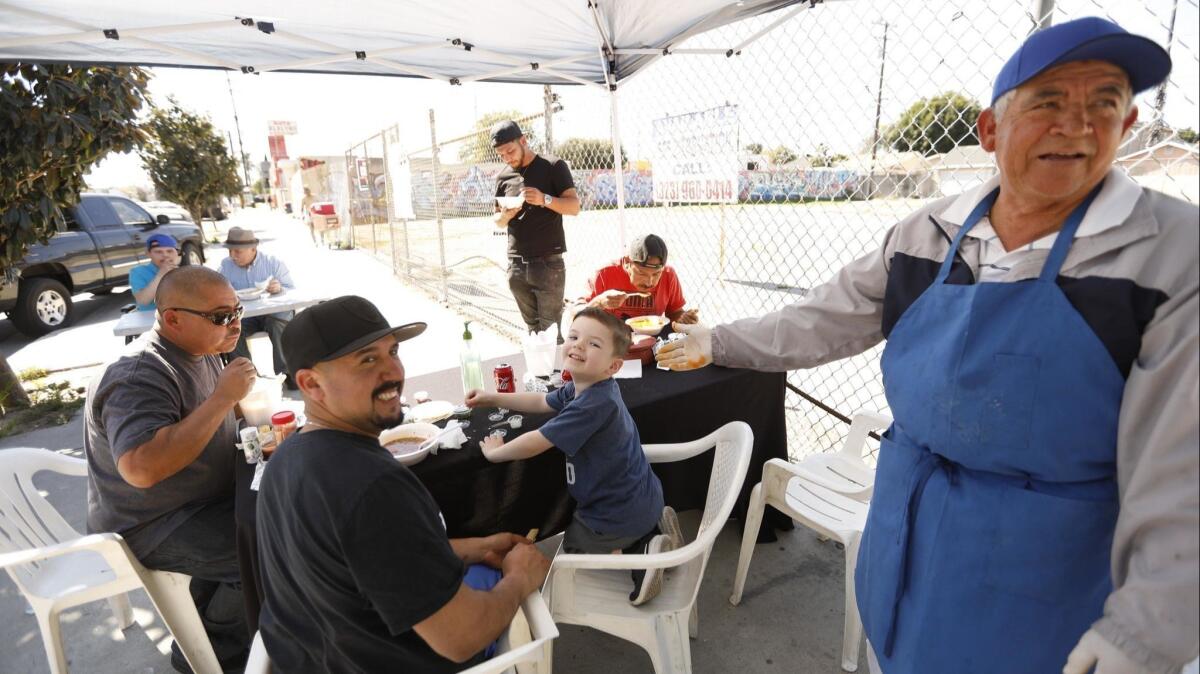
[1,193,207,336]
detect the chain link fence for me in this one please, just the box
[338,0,1198,461]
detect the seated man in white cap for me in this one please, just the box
[218,226,297,386]
[584,233,699,325]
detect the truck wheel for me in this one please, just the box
[181,242,204,266]
[12,277,73,336]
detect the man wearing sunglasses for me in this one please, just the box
[85,265,257,671]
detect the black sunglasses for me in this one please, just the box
[164,305,245,326]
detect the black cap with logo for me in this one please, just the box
[490,120,523,147]
[627,234,668,269]
[281,295,426,377]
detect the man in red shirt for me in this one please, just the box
[584,234,698,324]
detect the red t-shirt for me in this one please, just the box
[586,262,686,320]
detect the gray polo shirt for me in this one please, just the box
[85,330,237,559]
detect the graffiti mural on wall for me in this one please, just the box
[738,168,864,202]
[405,164,867,218]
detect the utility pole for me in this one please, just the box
[225,72,251,191]
[869,21,889,164]
[1150,0,1179,144]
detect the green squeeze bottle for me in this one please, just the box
[460,321,485,395]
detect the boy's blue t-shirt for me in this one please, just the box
[540,378,664,538]
[128,263,158,311]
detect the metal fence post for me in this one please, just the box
[381,128,395,270]
[429,109,449,303]
[543,84,555,155]
[344,150,356,249]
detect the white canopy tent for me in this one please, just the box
[0,1,811,88]
[0,0,822,239]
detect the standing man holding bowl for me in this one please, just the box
[659,17,1198,674]
[492,120,581,338]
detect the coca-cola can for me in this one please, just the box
[493,363,516,393]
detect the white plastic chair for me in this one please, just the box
[545,421,753,674]
[730,457,870,672]
[245,590,557,674]
[0,447,221,674]
[792,411,891,500]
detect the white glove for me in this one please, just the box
[1063,629,1145,674]
[654,321,713,371]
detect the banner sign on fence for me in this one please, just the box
[355,158,370,192]
[651,105,739,204]
[387,142,416,220]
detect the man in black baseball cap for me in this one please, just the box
[491,119,581,339]
[259,294,550,670]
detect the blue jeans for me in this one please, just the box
[232,312,292,377]
[136,498,250,671]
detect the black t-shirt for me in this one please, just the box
[494,154,575,258]
[256,429,466,673]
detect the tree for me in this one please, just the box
[140,100,241,226]
[766,145,798,166]
[808,143,848,168]
[1,63,149,408]
[883,91,982,156]
[1177,127,1199,145]
[744,142,764,155]
[457,110,541,164]
[556,137,626,170]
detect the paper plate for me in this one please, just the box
[236,288,267,301]
[405,400,455,424]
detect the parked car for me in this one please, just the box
[138,200,193,223]
[0,193,206,335]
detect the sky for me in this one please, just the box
[85,0,1199,191]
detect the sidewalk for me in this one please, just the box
[0,208,860,673]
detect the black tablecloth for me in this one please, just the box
[406,358,791,542]
[235,355,791,629]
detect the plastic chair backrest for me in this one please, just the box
[640,421,753,603]
[0,449,86,587]
[838,411,891,461]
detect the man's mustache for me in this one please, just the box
[372,380,405,398]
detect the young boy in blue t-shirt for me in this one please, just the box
[466,307,682,605]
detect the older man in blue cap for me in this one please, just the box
[661,17,1197,674]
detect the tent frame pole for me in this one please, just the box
[609,87,627,250]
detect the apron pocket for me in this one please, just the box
[951,353,1038,454]
[982,483,1115,608]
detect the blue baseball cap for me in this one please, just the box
[146,233,178,251]
[992,17,1172,105]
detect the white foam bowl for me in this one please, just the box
[496,195,524,209]
[379,422,439,466]
[625,315,670,336]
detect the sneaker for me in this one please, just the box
[659,506,684,550]
[629,534,672,606]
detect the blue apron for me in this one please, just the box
[857,183,1122,673]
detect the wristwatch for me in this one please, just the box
[543,193,553,207]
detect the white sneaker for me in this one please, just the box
[630,534,672,606]
[659,505,684,550]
